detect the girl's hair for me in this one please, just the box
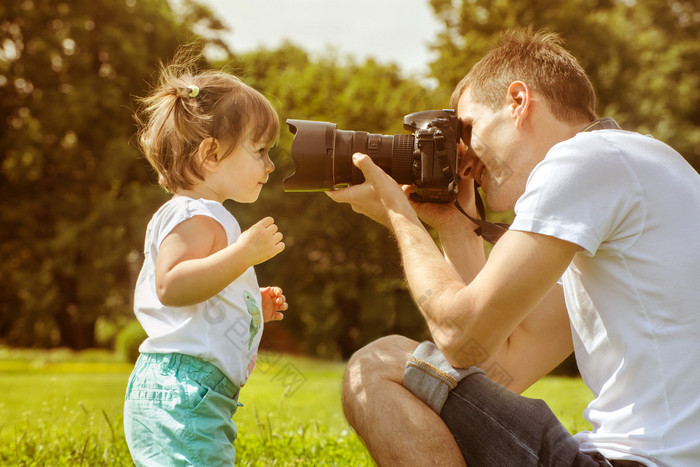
[450,27,596,124]
[135,46,279,193]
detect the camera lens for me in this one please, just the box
[284,119,415,191]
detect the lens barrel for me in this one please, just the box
[390,134,414,184]
[284,119,415,191]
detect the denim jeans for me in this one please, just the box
[404,341,604,467]
[441,370,602,466]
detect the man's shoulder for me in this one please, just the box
[545,130,667,175]
[554,129,627,152]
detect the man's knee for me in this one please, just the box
[342,335,419,420]
[346,335,418,382]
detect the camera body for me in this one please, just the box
[284,109,461,203]
[401,109,461,202]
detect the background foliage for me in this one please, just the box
[428,0,700,166]
[1,0,698,357]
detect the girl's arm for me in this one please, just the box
[155,215,284,307]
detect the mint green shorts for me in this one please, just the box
[124,353,241,467]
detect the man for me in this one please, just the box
[327,28,700,466]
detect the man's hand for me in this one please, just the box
[326,153,417,226]
[404,181,474,231]
[405,164,482,236]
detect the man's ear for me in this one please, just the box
[507,81,532,127]
[197,137,221,172]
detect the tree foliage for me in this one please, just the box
[1,0,697,356]
[0,2,439,355]
[0,0,226,348]
[428,0,700,168]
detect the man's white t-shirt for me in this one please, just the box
[511,129,700,466]
[133,196,263,388]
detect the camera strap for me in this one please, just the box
[454,117,621,244]
[453,187,510,244]
[580,117,620,132]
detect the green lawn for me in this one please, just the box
[0,347,592,466]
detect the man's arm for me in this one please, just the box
[393,213,576,368]
[435,216,487,285]
[329,154,577,383]
[406,180,487,282]
[477,282,573,393]
[421,202,574,392]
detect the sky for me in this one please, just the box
[198,0,442,76]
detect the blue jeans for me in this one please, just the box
[404,341,603,467]
[124,353,241,467]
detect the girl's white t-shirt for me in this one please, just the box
[511,130,700,466]
[133,196,263,387]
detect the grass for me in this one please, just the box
[0,347,592,466]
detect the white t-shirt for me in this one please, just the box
[511,129,700,466]
[133,196,263,387]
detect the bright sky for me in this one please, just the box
[198,0,442,76]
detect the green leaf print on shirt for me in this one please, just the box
[243,291,262,350]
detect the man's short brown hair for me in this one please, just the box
[450,28,596,124]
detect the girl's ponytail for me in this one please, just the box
[134,45,279,193]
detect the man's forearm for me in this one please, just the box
[437,220,486,283]
[387,211,477,352]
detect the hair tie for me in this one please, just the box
[187,85,200,98]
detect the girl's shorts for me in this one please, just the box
[124,353,241,467]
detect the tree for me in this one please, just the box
[427,0,700,168]
[0,0,226,348]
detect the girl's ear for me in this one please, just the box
[197,137,221,172]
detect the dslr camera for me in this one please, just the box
[283,109,461,203]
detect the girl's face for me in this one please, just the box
[206,135,275,203]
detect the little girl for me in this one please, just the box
[124,49,287,466]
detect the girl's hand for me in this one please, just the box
[260,286,287,322]
[238,217,285,266]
